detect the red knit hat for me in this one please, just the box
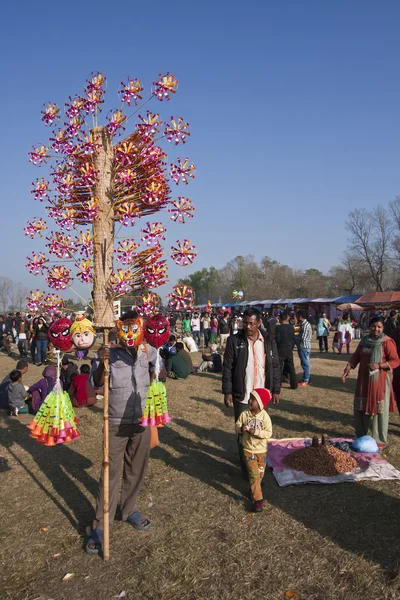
[250,388,272,411]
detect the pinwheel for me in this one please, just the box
[26,290,46,313]
[76,230,95,257]
[46,232,74,259]
[165,116,190,145]
[76,259,93,283]
[168,197,195,223]
[170,157,196,184]
[26,252,48,275]
[152,72,178,101]
[29,145,50,166]
[41,102,60,127]
[232,290,244,301]
[46,266,72,290]
[168,284,195,311]
[170,239,197,266]
[118,77,144,106]
[115,239,140,265]
[109,269,133,296]
[42,294,64,318]
[141,222,166,246]
[106,109,127,136]
[24,218,48,239]
[137,111,162,137]
[136,293,160,317]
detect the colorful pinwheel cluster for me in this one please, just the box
[232,290,244,301]
[168,284,195,311]
[25,290,63,317]
[170,239,197,266]
[26,72,197,319]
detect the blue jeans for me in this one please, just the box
[192,330,200,346]
[203,329,211,347]
[36,339,48,363]
[298,348,311,383]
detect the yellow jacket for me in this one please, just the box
[235,409,272,455]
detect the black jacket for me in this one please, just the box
[222,330,281,397]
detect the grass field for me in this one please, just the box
[1,341,400,600]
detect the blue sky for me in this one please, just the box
[1,0,400,303]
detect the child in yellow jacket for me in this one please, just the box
[235,388,273,513]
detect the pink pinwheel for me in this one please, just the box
[76,230,95,257]
[115,239,140,265]
[76,259,93,283]
[29,145,50,166]
[46,265,72,290]
[41,102,60,127]
[42,294,63,318]
[24,218,48,239]
[118,77,144,106]
[65,95,87,119]
[168,284,195,311]
[26,252,48,275]
[115,202,139,227]
[137,111,162,137]
[152,73,178,101]
[170,158,196,184]
[46,232,74,259]
[106,109,127,136]
[165,116,190,145]
[109,269,133,296]
[168,197,195,223]
[31,178,51,201]
[141,222,166,246]
[170,239,197,266]
[26,290,46,313]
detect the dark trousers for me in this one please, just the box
[233,399,249,473]
[93,423,150,530]
[31,339,36,364]
[318,336,328,352]
[18,339,29,357]
[279,348,297,389]
[203,329,211,347]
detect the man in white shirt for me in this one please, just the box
[190,312,201,347]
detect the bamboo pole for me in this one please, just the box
[102,328,110,560]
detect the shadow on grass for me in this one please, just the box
[0,412,97,533]
[154,421,243,501]
[265,473,400,574]
[190,394,231,416]
[304,374,357,394]
[276,398,354,429]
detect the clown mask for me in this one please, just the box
[144,314,170,349]
[70,316,96,351]
[117,317,144,349]
[48,318,73,352]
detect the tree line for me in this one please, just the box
[179,197,400,304]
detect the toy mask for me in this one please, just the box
[48,318,73,351]
[70,316,96,350]
[144,314,170,348]
[117,317,144,348]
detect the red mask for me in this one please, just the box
[48,318,73,351]
[144,314,170,348]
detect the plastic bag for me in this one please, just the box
[351,435,379,453]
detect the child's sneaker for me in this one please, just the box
[9,408,18,416]
[254,500,264,513]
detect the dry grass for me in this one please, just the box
[1,340,400,600]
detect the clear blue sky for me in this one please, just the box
[1,0,400,303]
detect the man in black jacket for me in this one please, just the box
[222,307,280,467]
[276,311,297,390]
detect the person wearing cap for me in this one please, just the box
[235,388,273,513]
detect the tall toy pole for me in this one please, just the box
[92,126,115,561]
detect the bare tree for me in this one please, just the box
[346,207,393,291]
[14,283,29,311]
[0,277,12,314]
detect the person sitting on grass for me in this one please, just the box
[160,348,189,380]
[197,343,222,373]
[28,365,57,413]
[8,369,29,416]
[60,356,78,391]
[0,359,29,410]
[69,364,97,408]
[162,334,178,356]
[176,341,193,374]
[235,388,273,513]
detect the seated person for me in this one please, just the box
[60,357,78,391]
[197,344,222,373]
[8,369,29,415]
[160,348,189,380]
[69,364,97,407]
[28,365,57,413]
[176,341,193,374]
[183,335,198,353]
[162,335,178,356]
[0,359,29,409]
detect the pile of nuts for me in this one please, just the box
[283,437,358,477]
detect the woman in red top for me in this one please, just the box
[342,316,400,445]
[69,364,97,407]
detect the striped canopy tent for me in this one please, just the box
[355,292,400,311]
